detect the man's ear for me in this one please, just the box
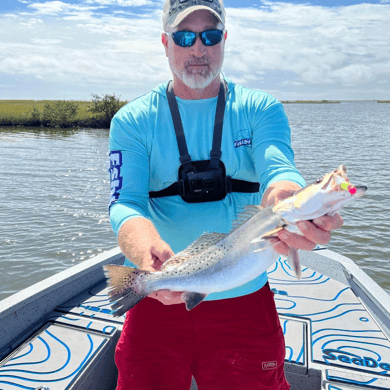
[162,33,169,57]
[224,30,227,41]
[162,33,168,45]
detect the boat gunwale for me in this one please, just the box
[1,246,390,358]
[0,247,124,357]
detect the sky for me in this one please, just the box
[0,0,389,101]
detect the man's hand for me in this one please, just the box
[143,241,185,306]
[117,217,185,306]
[261,180,344,256]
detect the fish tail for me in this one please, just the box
[104,265,149,317]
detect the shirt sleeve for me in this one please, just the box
[108,110,150,237]
[250,94,306,196]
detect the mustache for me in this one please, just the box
[185,57,210,66]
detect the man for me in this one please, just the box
[108,0,343,389]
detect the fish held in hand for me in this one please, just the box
[104,165,366,316]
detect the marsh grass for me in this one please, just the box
[0,100,92,127]
[0,95,126,128]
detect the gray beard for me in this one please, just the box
[175,65,222,90]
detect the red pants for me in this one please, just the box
[115,283,290,390]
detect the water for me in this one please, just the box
[0,102,389,301]
[286,102,390,294]
[0,127,116,301]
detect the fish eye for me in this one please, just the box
[315,177,323,184]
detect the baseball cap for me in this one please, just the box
[162,0,226,29]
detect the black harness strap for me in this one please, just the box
[149,179,259,198]
[149,80,260,200]
[210,82,226,169]
[166,82,192,167]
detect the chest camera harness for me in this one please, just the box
[149,81,260,203]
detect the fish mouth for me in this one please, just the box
[353,185,367,198]
[327,166,366,198]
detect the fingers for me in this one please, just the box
[274,213,344,256]
[296,221,331,245]
[313,213,344,231]
[261,181,301,207]
[272,239,289,256]
[278,229,316,251]
[141,254,160,272]
[150,242,175,271]
[151,243,175,262]
[274,189,296,205]
[296,213,344,246]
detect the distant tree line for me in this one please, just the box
[281,100,341,104]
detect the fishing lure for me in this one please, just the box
[341,182,357,195]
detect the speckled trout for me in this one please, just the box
[104,165,366,316]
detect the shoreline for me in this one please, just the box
[281,100,390,104]
[0,96,126,129]
[0,99,388,129]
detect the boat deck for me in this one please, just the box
[271,255,390,390]
[1,249,390,389]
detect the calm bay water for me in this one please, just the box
[0,102,389,301]
[0,127,115,301]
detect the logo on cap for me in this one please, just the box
[164,0,225,27]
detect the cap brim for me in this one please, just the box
[168,6,224,28]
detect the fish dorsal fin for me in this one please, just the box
[161,232,226,271]
[184,232,227,255]
[229,205,264,233]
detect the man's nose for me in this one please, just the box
[190,35,206,56]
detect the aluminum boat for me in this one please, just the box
[1,247,390,390]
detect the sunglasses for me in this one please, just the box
[166,29,225,48]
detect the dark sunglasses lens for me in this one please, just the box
[172,31,196,47]
[201,30,223,46]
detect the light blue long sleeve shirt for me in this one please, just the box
[108,78,305,301]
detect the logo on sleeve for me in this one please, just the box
[233,130,252,149]
[234,138,252,148]
[108,151,123,209]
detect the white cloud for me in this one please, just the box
[224,3,390,94]
[19,18,44,27]
[281,80,304,86]
[26,1,100,16]
[30,38,63,44]
[86,0,152,5]
[27,1,75,15]
[0,1,389,100]
[0,5,168,95]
